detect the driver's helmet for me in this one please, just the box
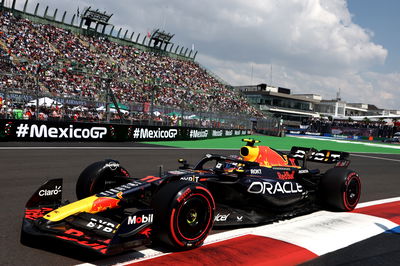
[224,156,244,172]
[224,162,238,172]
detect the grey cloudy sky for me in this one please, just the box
[12,0,400,110]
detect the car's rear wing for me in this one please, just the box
[290,147,349,166]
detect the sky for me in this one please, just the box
[10,0,400,110]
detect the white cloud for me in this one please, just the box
[157,0,387,74]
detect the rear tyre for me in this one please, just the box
[320,168,361,211]
[151,182,215,250]
[76,159,131,199]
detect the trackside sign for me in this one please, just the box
[0,119,251,141]
[132,128,178,139]
[189,129,209,139]
[17,124,107,139]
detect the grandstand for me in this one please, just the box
[0,1,267,129]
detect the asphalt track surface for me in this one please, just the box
[1,142,400,265]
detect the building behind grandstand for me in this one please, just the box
[236,83,400,126]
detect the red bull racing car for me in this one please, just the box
[21,139,361,255]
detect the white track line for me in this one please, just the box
[357,196,400,208]
[251,211,398,256]
[351,153,400,162]
[288,135,400,150]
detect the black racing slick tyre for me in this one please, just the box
[76,159,131,200]
[151,182,215,250]
[320,168,361,211]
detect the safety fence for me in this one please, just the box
[0,119,251,141]
[1,84,254,130]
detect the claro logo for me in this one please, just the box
[16,124,107,139]
[39,186,62,196]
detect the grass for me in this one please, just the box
[143,135,400,154]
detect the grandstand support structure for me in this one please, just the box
[149,78,159,125]
[34,72,40,119]
[103,77,124,124]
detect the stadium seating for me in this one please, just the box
[0,11,263,123]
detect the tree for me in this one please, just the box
[363,117,370,127]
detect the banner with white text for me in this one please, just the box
[0,119,251,141]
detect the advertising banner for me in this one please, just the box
[0,119,251,142]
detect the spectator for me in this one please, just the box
[0,11,264,126]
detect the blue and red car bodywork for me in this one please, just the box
[21,139,361,254]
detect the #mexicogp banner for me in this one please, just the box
[0,119,251,141]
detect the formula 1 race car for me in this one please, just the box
[21,139,361,255]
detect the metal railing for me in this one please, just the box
[0,87,255,129]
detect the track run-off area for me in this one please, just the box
[1,135,400,265]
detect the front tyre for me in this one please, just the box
[151,182,215,250]
[320,168,361,211]
[76,159,131,200]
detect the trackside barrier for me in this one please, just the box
[0,119,251,141]
[286,130,388,141]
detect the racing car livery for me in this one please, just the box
[21,139,361,255]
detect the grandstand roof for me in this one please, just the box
[242,90,321,104]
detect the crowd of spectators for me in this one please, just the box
[302,117,399,138]
[0,11,263,123]
[0,97,245,128]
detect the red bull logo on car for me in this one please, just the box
[89,197,120,213]
[44,195,121,222]
[241,145,299,168]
